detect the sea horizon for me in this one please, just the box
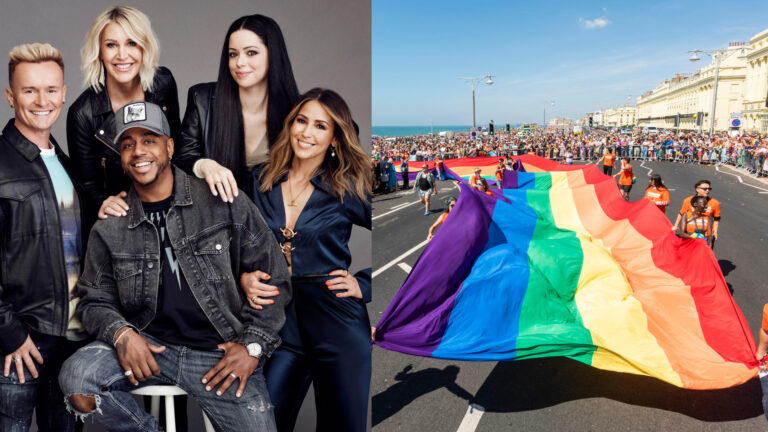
[373,124,522,138]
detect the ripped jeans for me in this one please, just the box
[59,334,276,432]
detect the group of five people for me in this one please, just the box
[0,6,371,432]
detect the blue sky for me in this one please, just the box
[373,0,768,126]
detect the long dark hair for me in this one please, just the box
[648,173,667,190]
[260,88,372,201]
[211,14,299,182]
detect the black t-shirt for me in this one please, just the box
[418,173,432,190]
[142,197,223,350]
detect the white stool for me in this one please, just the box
[131,385,214,432]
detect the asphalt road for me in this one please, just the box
[370,160,768,432]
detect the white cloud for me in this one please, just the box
[579,17,611,29]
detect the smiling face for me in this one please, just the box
[6,61,66,141]
[290,100,335,167]
[100,21,142,86]
[118,127,173,197]
[228,29,269,89]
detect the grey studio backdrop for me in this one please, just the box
[0,0,371,431]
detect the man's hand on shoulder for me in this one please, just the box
[114,327,166,386]
[202,342,259,398]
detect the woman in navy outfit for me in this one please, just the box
[247,88,372,432]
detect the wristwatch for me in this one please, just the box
[246,343,263,359]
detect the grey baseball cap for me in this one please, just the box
[113,101,171,146]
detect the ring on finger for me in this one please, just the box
[250,295,258,303]
[229,373,237,379]
[124,370,134,377]
[14,356,22,363]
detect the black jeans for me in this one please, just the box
[0,331,86,432]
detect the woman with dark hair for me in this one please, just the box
[643,173,670,213]
[174,14,299,200]
[245,88,372,431]
[68,6,181,216]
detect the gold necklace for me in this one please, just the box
[286,176,312,207]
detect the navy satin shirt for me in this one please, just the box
[251,172,372,303]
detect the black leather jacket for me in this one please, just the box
[0,120,94,354]
[175,82,215,174]
[66,66,181,204]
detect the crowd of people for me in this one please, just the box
[372,126,768,181]
[1,8,372,432]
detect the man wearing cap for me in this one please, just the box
[0,43,94,431]
[413,163,436,215]
[59,101,290,430]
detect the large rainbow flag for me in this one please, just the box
[394,156,525,184]
[374,155,757,390]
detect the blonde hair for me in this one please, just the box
[260,88,372,202]
[81,6,159,92]
[8,43,64,85]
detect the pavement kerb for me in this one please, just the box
[717,163,768,187]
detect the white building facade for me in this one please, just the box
[591,28,768,134]
[742,29,768,132]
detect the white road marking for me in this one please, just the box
[375,188,457,221]
[372,239,429,278]
[456,404,485,432]
[397,262,412,273]
[716,165,768,191]
[742,182,768,192]
[715,164,743,183]
[390,202,412,210]
[639,161,653,176]
[373,200,421,220]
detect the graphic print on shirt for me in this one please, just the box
[147,209,182,289]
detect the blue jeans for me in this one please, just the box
[0,332,85,432]
[59,334,276,432]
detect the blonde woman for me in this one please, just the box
[247,88,371,431]
[67,6,180,214]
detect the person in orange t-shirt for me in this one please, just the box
[598,148,616,175]
[644,173,670,213]
[672,179,720,248]
[755,304,768,361]
[614,156,633,201]
[480,178,494,196]
[495,159,504,189]
[427,197,456,241]
[469,168,484,191]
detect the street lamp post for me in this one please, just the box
[459,74,494,132]
[689,47,747,135]
[543,100,555,128]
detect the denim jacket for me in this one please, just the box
[76,167,291,356]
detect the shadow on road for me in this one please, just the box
[372,364,473,426]
[373,194,410,204]
[719,259,736,277]
[472,357,762,422]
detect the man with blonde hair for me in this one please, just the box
[0,43,93,431]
